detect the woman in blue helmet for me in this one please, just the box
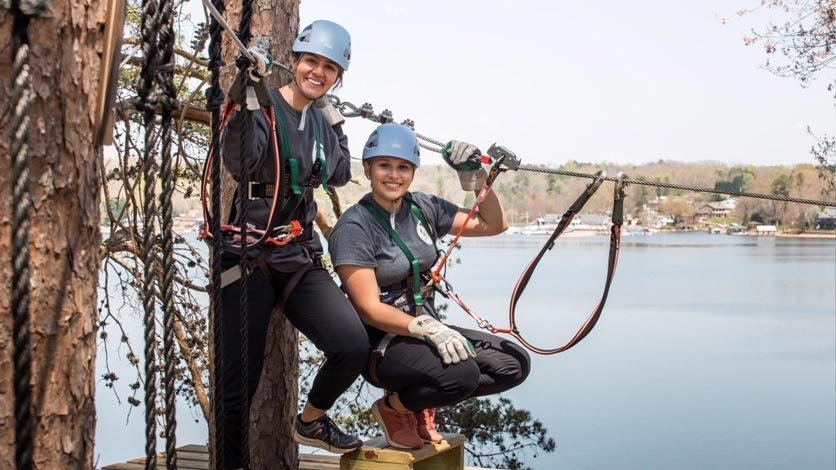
[219,20,366,464]
[328,123,531,450]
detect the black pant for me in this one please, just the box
[220,260,369,468]
[368,326,530,411]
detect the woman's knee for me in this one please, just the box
[501,343,531,389]
[440,360,481,400]
[328,333,370,373]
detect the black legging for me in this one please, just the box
[367,326,530,411]
[220,257,369,468]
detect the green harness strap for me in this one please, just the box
[271,98,327,196]
[359,196,434,308]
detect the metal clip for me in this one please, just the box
[614,172,628,200]
[587,170,607,196]
[486,144,521,170]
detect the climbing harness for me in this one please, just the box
[360,194,437,310]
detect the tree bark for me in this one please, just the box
[216,0,301,468]
[0,1,103,468]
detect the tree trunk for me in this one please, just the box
[0,1,103,468]
[217,1,301,468]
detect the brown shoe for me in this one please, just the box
[414,408,443,443]
[371,399,424,449]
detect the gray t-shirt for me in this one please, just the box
[329,192,458,287]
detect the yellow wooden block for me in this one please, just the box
[341,433,465,470]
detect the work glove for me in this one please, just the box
[314,96,345,127]
[407,315,477,365]
[442,140,487,191]
[246,48,273,82]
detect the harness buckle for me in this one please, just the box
[247,181,275,200]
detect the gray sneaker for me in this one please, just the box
[293,414,363,454]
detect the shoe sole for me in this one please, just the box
[293,430,361,455]
[371,402,423,450]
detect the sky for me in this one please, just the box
[286,0,834,167]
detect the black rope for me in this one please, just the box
[517,165,836,207]
[7,0,43,466]
[233,1,255,466]
[206,0,226,466]
[155,0,179,465]
[137,0,160,466]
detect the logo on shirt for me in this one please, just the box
[416,223,433,245]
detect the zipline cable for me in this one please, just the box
[328,97,836,208]
[6,0,48,468]
[181,17,835,208]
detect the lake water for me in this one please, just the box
[95,232,836,469]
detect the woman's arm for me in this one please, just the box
[221,106,270,178]
[336,264,416,336]
[447,187,509,237]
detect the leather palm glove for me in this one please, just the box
[442,140,487,191]
[407,315,477,365]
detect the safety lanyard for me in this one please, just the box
[272,99,326,195]
[360,198,433,308]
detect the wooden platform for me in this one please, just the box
[101,441,499,470]
[100,444,339,470]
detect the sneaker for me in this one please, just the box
[414,408,443,443]
[293,414,363,454]
[371,399,424,450]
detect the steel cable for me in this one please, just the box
[331,98,836,208]
[516,165,836,207]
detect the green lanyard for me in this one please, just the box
[271,99,328,195]
[360,198,434,308]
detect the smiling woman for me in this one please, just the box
[329,123,527,449]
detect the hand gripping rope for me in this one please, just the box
[429,148,627,355]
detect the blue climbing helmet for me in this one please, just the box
[362,123,421,167]
[292,20,352,71]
